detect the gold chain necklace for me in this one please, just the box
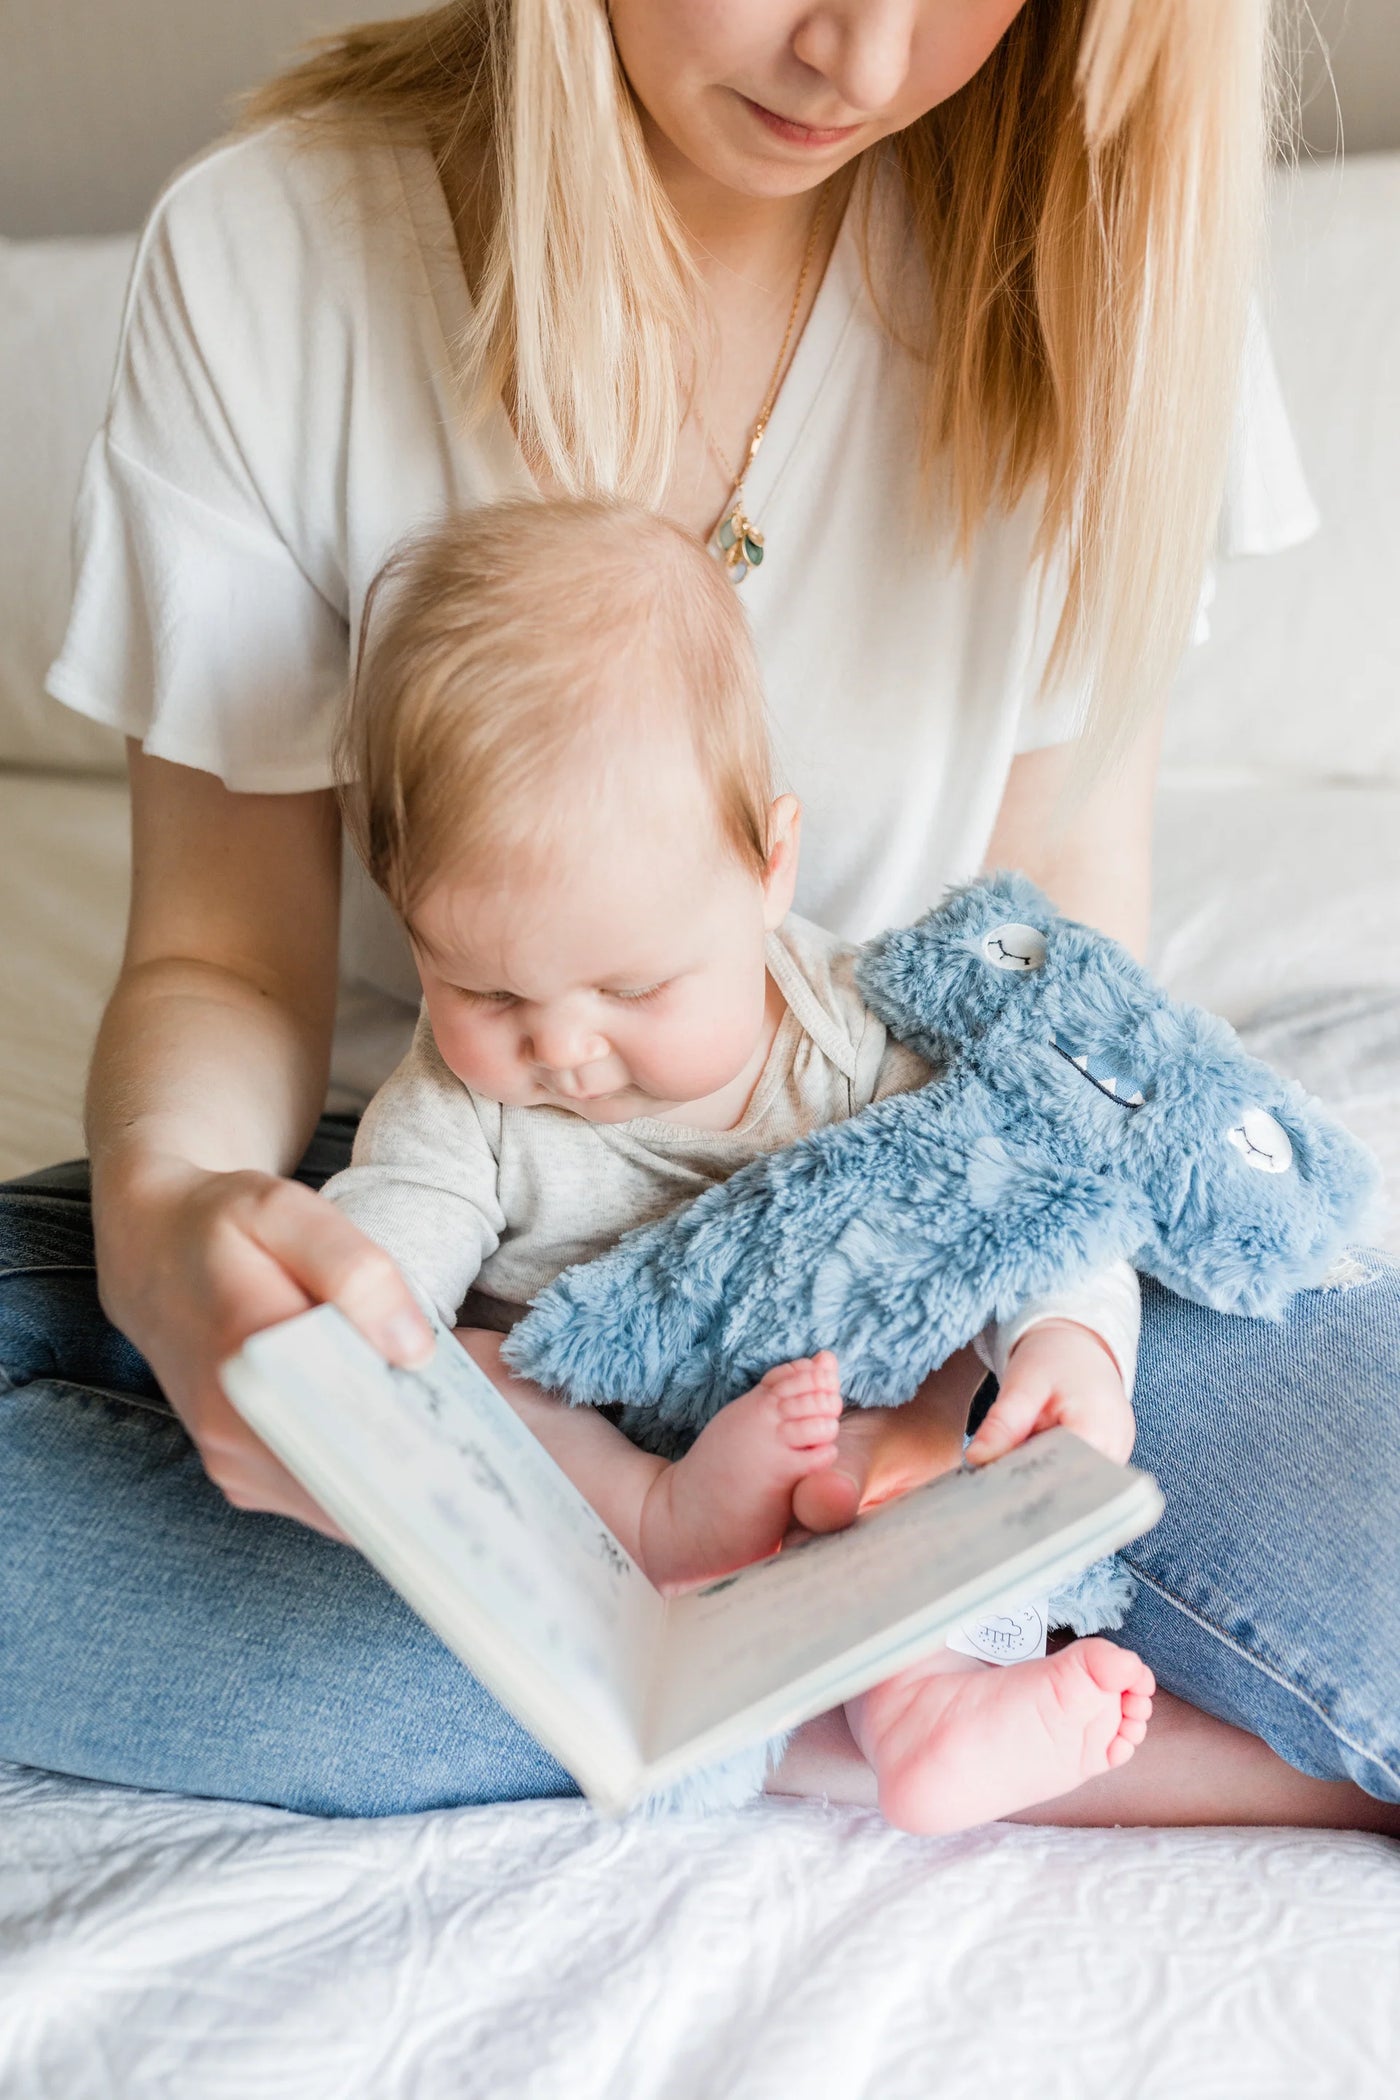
[705,185,830,583]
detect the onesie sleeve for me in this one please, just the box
[321,1011,508,1328]
[976,1261,1142,1402]
[44,129,354,790]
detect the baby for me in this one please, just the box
[324,497,1155,1834]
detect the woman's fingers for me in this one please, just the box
[118,1166,429,1530]
[225,1175,434,1365]
[204,1433,351,1542]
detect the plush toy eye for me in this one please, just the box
[981,923,1047,972]
[1227,1108,1294,1174]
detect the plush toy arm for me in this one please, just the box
[503,1208,720,1414]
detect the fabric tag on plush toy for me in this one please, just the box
[947,1599,1049,1665]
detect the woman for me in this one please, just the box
[4,0,1398,1826]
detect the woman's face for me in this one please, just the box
[609,0,1031,199]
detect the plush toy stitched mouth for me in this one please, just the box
[1049,1034,1147,1109]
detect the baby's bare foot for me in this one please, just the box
[851,1639,1155,1835]
[639,1353,842,1592]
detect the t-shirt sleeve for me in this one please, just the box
[1014,300,1319,750]
[44,131,353,790]
[321,1012,508,1327]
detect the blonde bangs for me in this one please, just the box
[245,0,1279,760]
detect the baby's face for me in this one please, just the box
[410,786,796,1125]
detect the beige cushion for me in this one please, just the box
[0,233,134,773]
[1167,156,1400,783]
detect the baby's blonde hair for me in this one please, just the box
[337,498,774,917]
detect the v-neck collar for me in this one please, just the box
[391,132,534,500]
[392,130,863,522]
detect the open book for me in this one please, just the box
[221,1308,1164,1814]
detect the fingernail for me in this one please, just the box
[383,1312,433,1365]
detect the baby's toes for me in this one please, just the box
[808,1349,840,1396]
[777,1375,842,1420]
[752,1361,810,1413]
[1077,1639,1152,1701]
[778,1405,843,1453]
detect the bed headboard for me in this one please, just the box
[1,0,1398,239]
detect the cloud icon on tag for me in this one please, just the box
[946,1601,1048,1666]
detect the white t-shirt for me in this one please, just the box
[46,119,1315,1109]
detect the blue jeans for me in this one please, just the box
[2,1119,1398,1815]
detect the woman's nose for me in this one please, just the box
[790,0,918,117]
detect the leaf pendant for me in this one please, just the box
[715,505,765,584]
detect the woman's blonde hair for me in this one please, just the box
[245,1,1277,762]
[337,498,774,918]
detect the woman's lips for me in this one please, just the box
[740,95,864,149]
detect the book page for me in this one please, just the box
[647,1431,1163,1766]
[223,1307,663,1793]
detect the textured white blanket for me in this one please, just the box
[2,1767,1398,2100]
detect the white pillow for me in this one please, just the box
[1167,155,1400,783]
[0,232,136,773]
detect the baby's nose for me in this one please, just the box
[527,1016,609,1073]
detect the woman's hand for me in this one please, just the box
[85,753,435,1535]
[99,1153,434,1535]
[964,1320,1136,1469]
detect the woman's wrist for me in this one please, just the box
[88,1146,221,1319]
[90,1137,297,1337]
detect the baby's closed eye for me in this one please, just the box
[607,981,672,1005]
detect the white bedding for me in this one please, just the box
[3,156,1400,2099]
[2,1772,1398,2100]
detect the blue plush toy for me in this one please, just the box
[505,873,1377,1486]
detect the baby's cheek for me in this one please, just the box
[430,1013,516,1098]
[634,1003,757,1099]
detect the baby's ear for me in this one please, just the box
[761,794,802,929]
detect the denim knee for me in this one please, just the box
[0,1168,161,1402]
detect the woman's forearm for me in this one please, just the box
[984,717,1164,958]
[87,954,333,1207]
[91,753,344,1240]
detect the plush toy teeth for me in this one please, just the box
[1050,1035,1147,1109]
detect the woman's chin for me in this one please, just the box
[661,100,864,204]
